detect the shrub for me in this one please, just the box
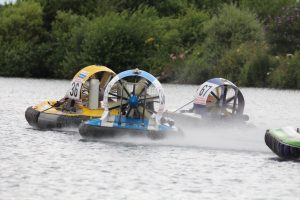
[182,4,266,85]
[0,1,50,77]
[266,5,300,54]
[176,8,209,49]
[109,0,191,16]
[243,53,277,87]
[269,52,300,89]
[158,8,209,82]
[202,4,264,65]
[56,7,164,78]
[175,58,211,84]
[217,42,276,87]
[195,0,233,14]
[171,44,212,84]
[50,11,88,78]
[240,0,296,20]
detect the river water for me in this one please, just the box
[0,77,299,200]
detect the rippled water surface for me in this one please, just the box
[0,77,300,200]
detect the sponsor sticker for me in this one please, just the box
[78,70,89,79]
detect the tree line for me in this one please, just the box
[0,0,299,88]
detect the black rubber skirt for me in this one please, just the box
[265,130,300,160]
[79,123,180,140]
[25,106,90,129]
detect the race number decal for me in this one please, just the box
[194,81,218,105]
[67,79,82,100]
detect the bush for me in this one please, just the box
[170,44,212,84]
[35,0,107,29]
[179,4,266,85]
[243,52,277,87]
[159,8,209,82]
[266,5,300,54]
[0,1,50,77]
[174,59,211,84]
[151,0,190,16]
[50,11,88,78]
[55,7,164,78]
[172,4,266,85]
[109,0,191,17]
[240,0,296,20]
[202,4,264,64]
[217,42,276,87]
[195,0,233,14]
[0,0,299,89]
[175,8,209,49]
[269,52,300,89]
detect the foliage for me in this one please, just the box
[108,0,192,16]
[185,5,265,84]
[195,0,236,14]
[160,8,210,82]
[50,11,87,78]
[0,0,299,88]
[266,5,300,54]
[58,7,164,78]
[240,0,296,20]
[269,52,300,89]
[173,53,211,84]
[0,0,50,77]
[202,4,264,62]
[175,8,209,49]
[219,42,277,87]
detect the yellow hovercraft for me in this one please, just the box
[25,65,117,129]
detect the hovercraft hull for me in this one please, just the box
[79,117,181,140]
[79,123,169,139]
[25,106,90,129]
[265,127,300,160]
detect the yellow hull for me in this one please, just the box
[33,100,120,117]
[26,101,119,129]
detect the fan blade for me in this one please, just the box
[133,76,138,95]
[226,96,235,104]
[116,80,131,98]
[211,91,220,101]
[139,95,159,102]
[121,81,131,97]
[126,107,133,117]
[109,92,129,100]
[108,100,128,110]
[126,106,143,118]
[222,86,228,107]
[232,89,239,114]
[136,78,151,97]
[137,105,152,119]
[225,104,238,114]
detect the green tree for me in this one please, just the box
[0,1,50,77]
[266,4,300,54]
[172,4,265,84]
[195,0,239,14]
[50,11,87,78]
[56,7,164,78]
[110,0,191,16]
[202,4,265,77]
[240,0,296,20]
[269,53,300,89]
